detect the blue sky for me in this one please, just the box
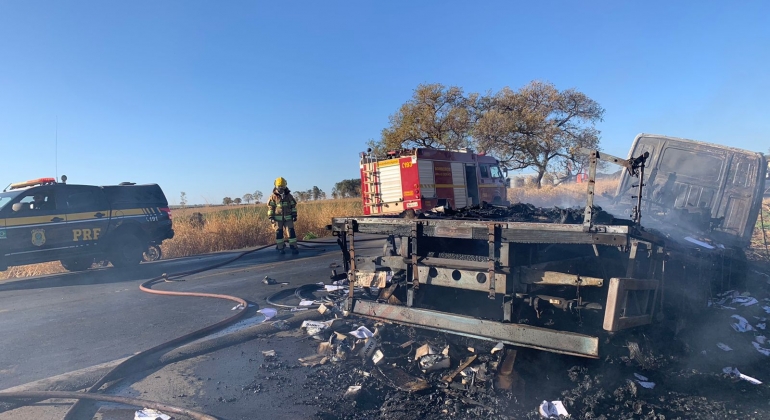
[1,1,768,205]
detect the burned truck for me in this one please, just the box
[330,134,766,359]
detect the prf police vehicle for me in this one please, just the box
[0,177,174,272]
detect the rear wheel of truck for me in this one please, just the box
[110,234,144,268]
[60,256,94,272]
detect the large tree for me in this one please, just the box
[371,83,478,153]
[475,81,604,188]
[242,193,254,204]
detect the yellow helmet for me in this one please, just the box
[274,177,287,188]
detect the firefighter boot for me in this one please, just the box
[276,246,285,254]
[290,245,299,255]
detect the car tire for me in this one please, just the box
[60,256,94,272]
[110,234,144,268]
[143,245,162,262]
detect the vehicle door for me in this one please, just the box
[62,185,111,250]
[1,187,69,258]
[717,153,762,242]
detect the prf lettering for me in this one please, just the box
[73,228,101,241]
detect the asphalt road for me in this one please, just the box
[0,238,384,391]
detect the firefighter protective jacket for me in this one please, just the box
[267,188,298,221]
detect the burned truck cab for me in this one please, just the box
[616,134,766,249]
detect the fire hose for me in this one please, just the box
[0,236,384,419]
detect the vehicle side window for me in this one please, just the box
[13,190,57,213]
[490,166,502,178]
[479,164,490,178]
[66,189,100,211]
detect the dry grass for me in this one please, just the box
[162,198,362,258]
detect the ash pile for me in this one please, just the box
[292,305,531,419]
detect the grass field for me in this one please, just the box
[3,185,770,280]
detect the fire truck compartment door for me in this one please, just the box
[418,160,436,198]
[379,160,403,205]
[452,162,468,208]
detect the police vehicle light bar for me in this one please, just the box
[9,177,57,190]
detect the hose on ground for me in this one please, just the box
[58,243,276,420]
[0,391,217,420]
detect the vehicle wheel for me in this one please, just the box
[110,234,144,268]
[60,256,94,272]
[143,245,162,262]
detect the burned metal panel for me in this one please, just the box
[603,277,660,332]
[516,268,604,287]
[352,300,600,358]
[418,266,509,294]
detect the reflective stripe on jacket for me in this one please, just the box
[267,188,297,220]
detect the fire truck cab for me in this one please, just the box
[361,148,509,215]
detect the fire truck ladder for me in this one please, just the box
[362,154,383,213]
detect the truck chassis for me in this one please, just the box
[331,148,744,358]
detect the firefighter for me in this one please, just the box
[267,177,299,254]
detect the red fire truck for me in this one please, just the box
[360,148,509,215]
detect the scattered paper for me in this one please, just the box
[290,307,309,312]
[257,308,277,320]
[717,343,733,351]
[763,306,770,314]
[731,315,754,332]
[758,323,767,330]
[753,341,770,356]
[491,342,505,354]
[231,304,245,311]
[349,326,374,339]
[732,296,759,306]
[299,300,316,306]
[756,335,767,345]
[723,367,762,385]
[135,409,171,420]
[302,320,332,336]
[632,373,656,389]
[325,285,345,292]
[344,385,361,399]
[262,350,276,357]
[372,349,385,365]
[539,400,569,418]
[637,380,656,389]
